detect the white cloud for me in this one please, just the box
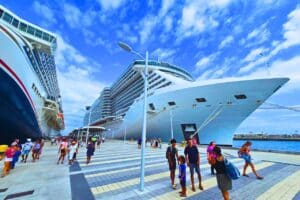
[55,35,106,134]
[281,6,300,47]
[239,6,300,74]
[242,22,271,48]
[97,0,126,10]
[63,4,97,29]
[32,1,56,24]
[218,35,233,49]
[164,16,173,32]
[137,0,175,44]
[63,4,81,28]
[248,55,300,94]
[152,48,176,62]
[139,16,158,44]
[161,0,175,16]
[194,53,219,73]
[243,47,268,63]
[196,69,215,80]
[176,0,233,40]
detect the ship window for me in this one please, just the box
[234,94,247,100]
[0,9,3,18]
[35,29,42,38]
[196,98,206,102]
[19,22,27,32]
[12,18,19,28]
[149,103,155,110]
[168,101,176,106]
[42,33,50,41]
[27,26,35,35]
[3,13,13,23]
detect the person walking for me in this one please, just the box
[239,141,263,179]
[68,140,77,165]
[166,139,179,189]
[57,138,68,164]
[86,140,95,164]
[184,138,204,192]
[178,155,187,197]
[32,139,41,162]
[207,141,216,175]
[37,139,44,160]
[21,139,33,163]
[211,146,232,200]
[1,143,16,177]
[11,141,21,169]
[137,138,142,149]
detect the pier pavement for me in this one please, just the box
[0,140,299,200]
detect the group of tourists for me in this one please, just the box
[166,138,263,199]
[1,138,44,178]
[55,137,99,165]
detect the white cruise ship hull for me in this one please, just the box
[103,77,288,145]
[0,23,60,143]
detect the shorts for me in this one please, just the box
[61,149,67,156]
[32,149,40,154]
[216,174,232,191]
[189,163,200,175]
[168,160,176,171]
[22,150,30,155]
[241,154,252,163]
[72,152,77,160]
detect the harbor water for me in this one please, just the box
[232,140,300,153]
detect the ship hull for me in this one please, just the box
[103,77,288,145]
[0,24,55,143]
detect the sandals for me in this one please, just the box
[199,184,204,190]
[257,176,264,180]
[242,174,249,177]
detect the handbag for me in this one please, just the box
[224,158,240,180]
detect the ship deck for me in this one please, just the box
[0,140,299,200]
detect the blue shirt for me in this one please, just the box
[179,164,186,181]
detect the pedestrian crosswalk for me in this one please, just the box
[71,140,300,200]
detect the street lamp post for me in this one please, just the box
[118,42,148,192]
[124,125,127,144]
[86,107,92,145]
[170,109,174,139]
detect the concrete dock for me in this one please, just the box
[0,140,299,200]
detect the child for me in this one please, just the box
[178,155,187,197]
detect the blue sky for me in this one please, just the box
[2,0,300,135]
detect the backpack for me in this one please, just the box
[224,158,240,180]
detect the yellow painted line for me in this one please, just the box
[85,162,165,178]
[256,169,300,200]
[82,154,164,166]
[154,161,274,200]
[91,159,242,195]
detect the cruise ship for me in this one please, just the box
[0,5,64,143]
[83,60,288,145]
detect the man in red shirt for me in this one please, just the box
[1,142,16,177]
